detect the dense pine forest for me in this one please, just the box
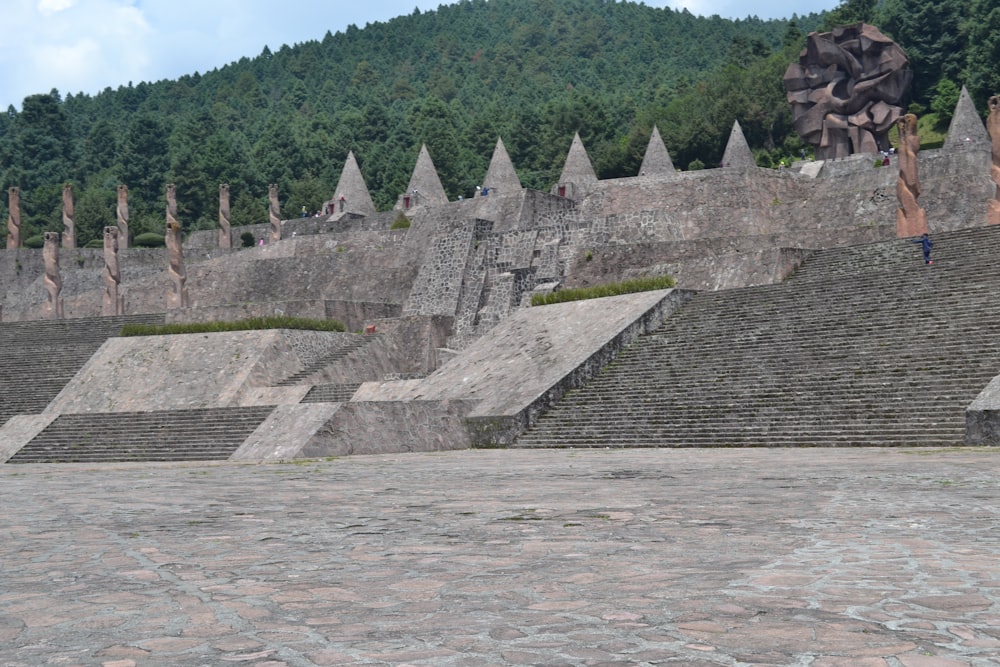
[0,0,997,248]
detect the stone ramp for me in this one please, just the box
[4,405,276,463]
[0,314,166,426]
[42,328,344,415]
[356,288,692,446]
[516,225,1000,447]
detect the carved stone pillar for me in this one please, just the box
[43,232,64,319]
[219,183,232,249]
[7,187,21,249]
[165,218,189,309]
[988,96,1000,226]
[116,184,130,249]
[102,226,125,316]
[268,183,281,243]
[61,185,76,249]
[895,114,928,238]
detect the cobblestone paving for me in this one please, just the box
[2,448,999,667]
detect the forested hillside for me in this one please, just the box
[0,0,994,247]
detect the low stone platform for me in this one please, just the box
[2,448,998,666]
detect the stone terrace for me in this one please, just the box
[516,225,1000,447]
[2,448,1000,666]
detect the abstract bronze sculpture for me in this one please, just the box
[784,23,911,159]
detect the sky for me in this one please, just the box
[0,0,842,111]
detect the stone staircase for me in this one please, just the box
[275,334,379,386]
[6,405,275,464]
[515,225,1000,447]
[0,314,166,427]
[301,383,362,402]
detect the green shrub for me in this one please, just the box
[390,213,411,230]
[134,232,165,247]
[530,274,676,307]
[120,315,346,337]
[84,238,104,248]
[23,235,45,248]
[240,231,255,247]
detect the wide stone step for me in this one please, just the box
[300,383,362,402]
[516,226,1000,449]
[6,405,275,464]
[0,314,168,427]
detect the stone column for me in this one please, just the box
[219,183,232,249]
[102,226,125,316]
[116,184,130,249]
[165,189,189,309]
[43,232,64,319]
[61,185,76,249]
[895,114,928,238]
[988,96,1000,226]
[268,183,281,243]
[7,187,21,249]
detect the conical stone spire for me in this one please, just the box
[331,151,376,216]
[557,132,598,186]
[944,85,990,151]
[405,144,449,206]
[480,137,521,195]
[721,120,755,169]
[639,126,675,176]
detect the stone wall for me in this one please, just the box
[1,141,993,337]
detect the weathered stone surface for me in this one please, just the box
[0,414,56,463]
[363,289,690,445]
[400,143,449,209]
[296,399,475,458]
[102,226,124,316]
[987,95,1000,225]
[218,183,232,249]
[786,23,911,159]
[327,150,377,217]
[267,183,281,242]
[721,119,756,169]
[638,125,675,177]
[552,131,597,199]
[944,85,991,151]
[41,232,63,319]
[896,113,928,237]
[479,136,522,195]
[2,448,1000,664]
[6,187,21,249]
[165,193,189,309]
[44,329,349,414]
[116,184,130,249]
[60,185,75,249]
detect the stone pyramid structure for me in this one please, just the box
[479,137,521,195]
[721,120,756,169]
[944,86,990,151]
[557,132,598,186]
[404,144,449,207]
[639,125,675,176]
[330,151,377,216]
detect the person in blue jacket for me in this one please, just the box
[912,233,933,264]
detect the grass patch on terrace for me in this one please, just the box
[120,316,346,337]
[531,274,675,307]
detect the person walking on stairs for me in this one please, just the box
[912,233,933,265]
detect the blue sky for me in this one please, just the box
[0,0,841,111]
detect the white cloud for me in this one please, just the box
[37,0,76,16]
